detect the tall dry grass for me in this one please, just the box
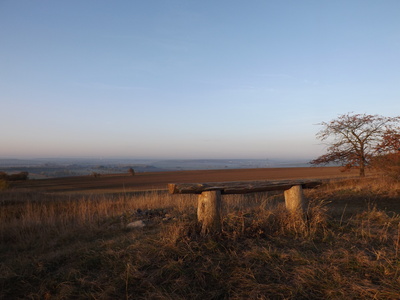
[1,177,400,299]
[0,190,197,248]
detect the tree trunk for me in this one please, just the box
[359,159,366,177]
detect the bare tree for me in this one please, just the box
[310,113,400,177]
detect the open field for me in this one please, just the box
[11,166,360,193]
[2,167,400,299]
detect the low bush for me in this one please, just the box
[0,179,9,190]
[371,153,400,181]
[0,171,29,181]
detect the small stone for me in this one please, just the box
[126,220,146,229]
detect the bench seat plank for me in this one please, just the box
[168,179,322,195]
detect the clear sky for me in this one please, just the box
[1,1,399,160]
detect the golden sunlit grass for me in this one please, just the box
[1,177,400,299]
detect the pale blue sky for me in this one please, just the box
[1,1,399,160]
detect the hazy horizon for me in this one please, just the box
[0,156,316,178]
[0,156,314,163]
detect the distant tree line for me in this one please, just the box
[0,171,29,181]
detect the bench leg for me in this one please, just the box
[197,191,221,235]
[284,185,306,213]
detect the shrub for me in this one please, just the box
[371,153,400,181]
[0,171,29,181]
[0,179,9,190]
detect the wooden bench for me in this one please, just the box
[168,179,322,235]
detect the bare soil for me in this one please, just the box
[11,166,360,193]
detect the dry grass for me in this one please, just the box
[0,190,196,250]
[1,177,400,299]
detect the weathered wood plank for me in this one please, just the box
[168,180,322,195]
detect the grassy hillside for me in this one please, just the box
[1,177,400,299]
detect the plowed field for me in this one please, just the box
[11,167,360,194]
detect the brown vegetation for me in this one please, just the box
[1,169,400,299]
[0,171,29,182]
[372,129,400,180]
[372,153,400,181]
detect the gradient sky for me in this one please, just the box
[1,1,399,160]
